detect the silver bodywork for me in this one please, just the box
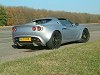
[12,17,87,46]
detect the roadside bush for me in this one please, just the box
[0,6,7,26]
[0,5,100,26]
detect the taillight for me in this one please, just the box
[32,26,36,31]
[37,26,42,31]
[32,26,43,31]
[12,27,17,32]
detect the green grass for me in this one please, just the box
[0,41,100,75]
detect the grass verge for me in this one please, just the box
[0,41,100,75]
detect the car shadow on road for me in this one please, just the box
[12,45,48,52]
[61,41,79,46]
[12,41,79,52]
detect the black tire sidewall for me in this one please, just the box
[47,31,62,49]
[80,29,90,43]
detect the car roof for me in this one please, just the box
[33,17,69,22]
[58,18,66,20]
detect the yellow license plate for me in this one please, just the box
[19,37,31,41]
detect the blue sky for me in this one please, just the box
[0,0,100,14]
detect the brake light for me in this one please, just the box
[32,26,43,31]
[12,27,17,32]
[32,26,36,31]
[37,26,42,31]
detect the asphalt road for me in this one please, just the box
[0,24,100,63]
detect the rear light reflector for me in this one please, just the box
[12,27,17,32]
[37,26,42,31]
[32,26,43,31]
[32,26,36,31]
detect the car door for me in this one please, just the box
[60,19,78,42]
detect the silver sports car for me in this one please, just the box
[12,17,90,49]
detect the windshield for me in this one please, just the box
[33,19,52,25]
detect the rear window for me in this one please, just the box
[33,19,52,25]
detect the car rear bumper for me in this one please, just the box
[13,37,45,46]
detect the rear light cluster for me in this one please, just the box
[12,27,17,32]
[32,26,43,31]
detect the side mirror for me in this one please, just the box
[75,23,79,26]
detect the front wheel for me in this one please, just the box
[79,29,90,43]
[47,31,62,49]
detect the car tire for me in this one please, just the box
[79,28,90,43]
[47,31,62,49]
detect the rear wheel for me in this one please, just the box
[79,29,90,43]
[47,31,62,49]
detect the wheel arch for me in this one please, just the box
[53,30,62,39]
[46,30,62,49]
[78,27,90,42]
[79,27,88,39]
[81,28,89,36]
